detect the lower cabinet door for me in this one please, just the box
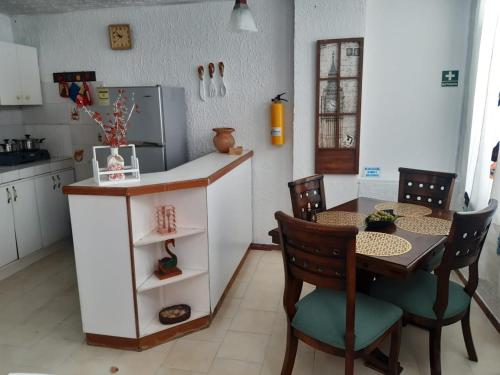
[11,179,43,258]
[0,185,18,267]
[35,170,75,247]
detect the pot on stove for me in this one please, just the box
[2,139,19,153]
[21,135,45,150]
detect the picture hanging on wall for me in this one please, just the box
[315,38,364,174]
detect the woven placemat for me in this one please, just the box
[374,202,432,217]
[395,216,451,236]
[356,232,412,256]
[316,211,367,227]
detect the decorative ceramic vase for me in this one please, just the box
[107,147,125,181]
[212,127,235,153]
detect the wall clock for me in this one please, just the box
[108,24,132,50]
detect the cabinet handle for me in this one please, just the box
[16,95,21,101]
[57,175,61,189]
[52,175,57,190]
[12,186,17,202]
[6,187,11,204]
[25,95,30,100]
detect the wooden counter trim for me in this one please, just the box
[85,315,210,351]
[63,151,253,197]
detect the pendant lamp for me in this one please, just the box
[229,0,258,33]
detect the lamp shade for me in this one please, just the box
[229,0,258,33]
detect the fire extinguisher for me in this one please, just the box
[271,93,287,145]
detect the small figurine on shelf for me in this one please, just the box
[155,239,182,280]
[156,205,176,234]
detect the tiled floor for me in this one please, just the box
[0,241,499,375]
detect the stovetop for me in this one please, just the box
[0,149,50,166]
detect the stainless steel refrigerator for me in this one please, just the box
[94,85,188,173]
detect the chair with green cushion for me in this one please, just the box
[370,199,497,375]
[275,211,403,375]
[398,167,457,272]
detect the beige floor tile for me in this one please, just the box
[230,307,276,335]
[163,338,219,372]
[261,344,314,375]
[17,336,82,370]
[155,366,205,375]
[111,347,169,375]
[0,245,499,375]
[189,316,232,342]
[216,297,242,319]
[240,286,281,312]
[217,330,269,363]
[208,357,261,375]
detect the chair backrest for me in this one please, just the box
[288,175,326,221]
[433,199,497,319]
[398,167,457,210]
[275,211,358,349]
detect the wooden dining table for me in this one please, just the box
[268,196,455,374]
[268,196,454,280]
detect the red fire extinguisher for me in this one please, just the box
[271,93,287,145]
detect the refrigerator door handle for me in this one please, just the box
[131,141,165,148]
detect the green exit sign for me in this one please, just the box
[442,70,459,87]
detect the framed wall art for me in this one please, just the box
[315,38,364,174]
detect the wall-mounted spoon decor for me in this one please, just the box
[197,65,206,101]
[208,63,217,97]
[219,62,227,97]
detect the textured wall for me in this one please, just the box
[294,0,471,209]
[12,0,294,243]
[294,0,366,207]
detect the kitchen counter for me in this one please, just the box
[63,150,253,196]
[0,157,73,184]
[63,150,253,350]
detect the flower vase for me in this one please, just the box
[107,147,125,181]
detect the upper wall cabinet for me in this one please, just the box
[0,42,43,106]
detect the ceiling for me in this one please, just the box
[0,0,227,16]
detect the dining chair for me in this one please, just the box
[288,175,326,221]
[275,211,403,375]
[370,199,497,375]
[399,167,458,271]
[398,167,457,210]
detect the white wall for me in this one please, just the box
[12,0,294,243]
[294,0,471,208]
[0,12,24,137]
[294,0,366,207]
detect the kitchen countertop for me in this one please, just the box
[64,150,253,197]
[0,157,74,184]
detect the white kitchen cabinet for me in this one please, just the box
[0,185,18,268]
[35,169,75,247]
[11,179,43,258]
[16,44,43,105]
[0,42,21,105]
[0,41,42,106]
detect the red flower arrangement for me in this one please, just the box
[77,89,139,148]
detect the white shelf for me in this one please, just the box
[134,227,206,246]
[137,269,208,293]
[141,310,209,337]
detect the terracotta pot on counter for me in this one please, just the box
[212,127,235,153]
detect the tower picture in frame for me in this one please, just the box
[315,38,364,174]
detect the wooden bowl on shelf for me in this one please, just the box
[159,304,191,325]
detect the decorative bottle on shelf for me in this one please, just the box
[107,147,125,181]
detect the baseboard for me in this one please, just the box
[454,270,500,334]
[249,243,280,251]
